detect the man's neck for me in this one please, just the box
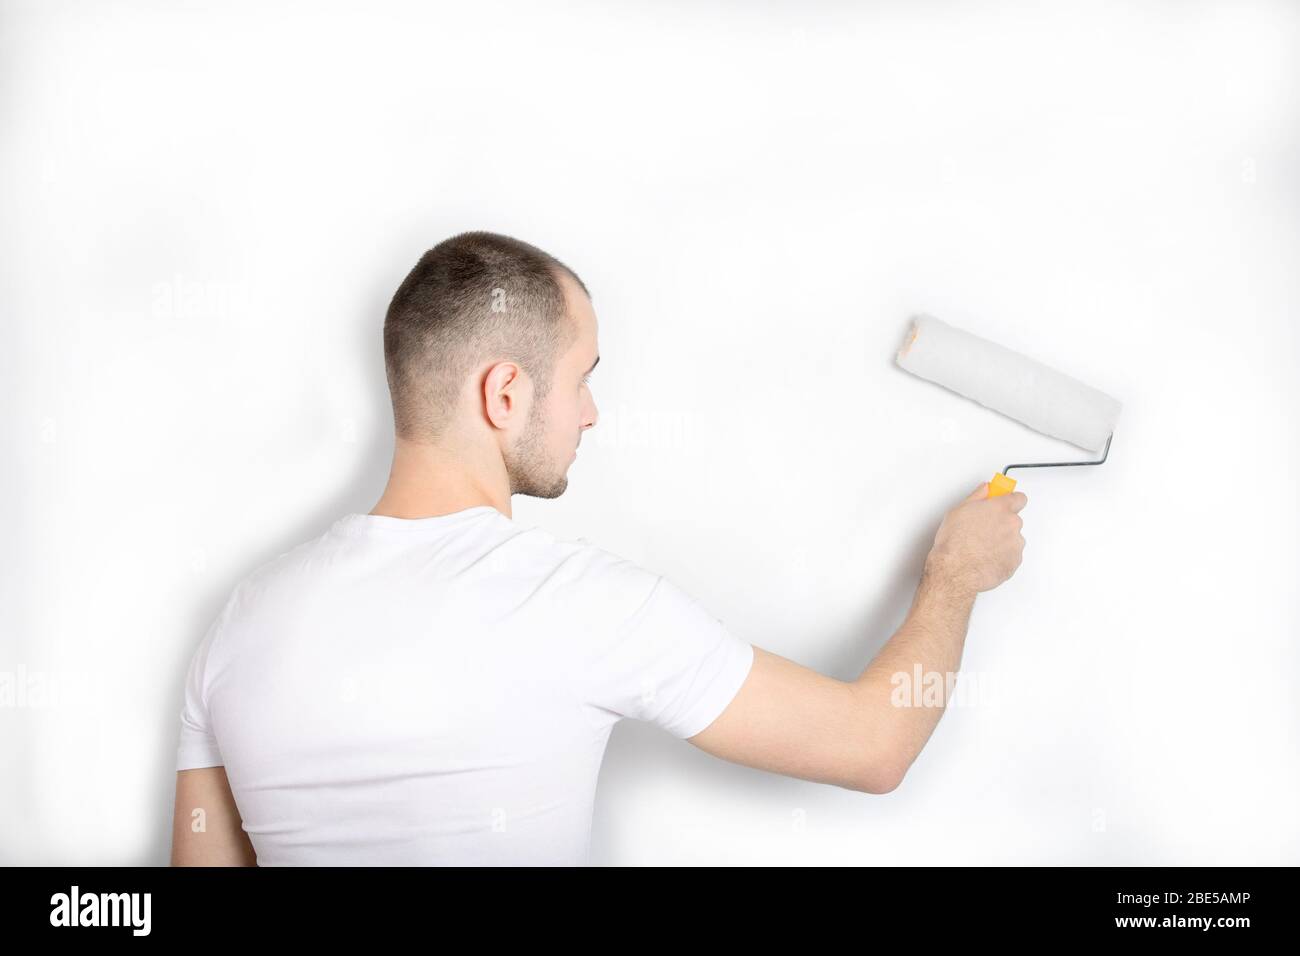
[370,436,511,520]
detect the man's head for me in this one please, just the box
[382,231,599,499]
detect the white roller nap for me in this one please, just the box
[895,314,1122,454]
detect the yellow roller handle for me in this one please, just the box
[988,472,1018,497]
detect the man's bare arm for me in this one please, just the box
[688,483,1026,793]
[846,560,978,784]
[688,644,902,793]
[688,565,977,793]
[170,767,257,866]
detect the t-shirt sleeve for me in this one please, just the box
[579,572,755,739]
[175,602,230,771]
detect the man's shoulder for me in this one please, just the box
[511,522,662,601]
[218,523,338,615]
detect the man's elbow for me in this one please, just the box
[857,770,903,795]
[853,748,911,795]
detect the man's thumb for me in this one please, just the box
[966,482,990,502]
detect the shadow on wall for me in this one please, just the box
[148,281,399,866]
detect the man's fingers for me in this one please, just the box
[1004,491,1028,513]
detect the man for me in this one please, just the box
[170,231,1027,866]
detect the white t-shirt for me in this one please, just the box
[175,505,754,866]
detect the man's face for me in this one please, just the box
[503,271,599,499]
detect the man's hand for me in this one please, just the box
[924,482,1028,595]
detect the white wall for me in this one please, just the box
[2,0,1297,865]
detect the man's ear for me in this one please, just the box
[483,361,529,429]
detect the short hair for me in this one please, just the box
[383,231,589,442]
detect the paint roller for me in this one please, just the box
[895,314,1122,497]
